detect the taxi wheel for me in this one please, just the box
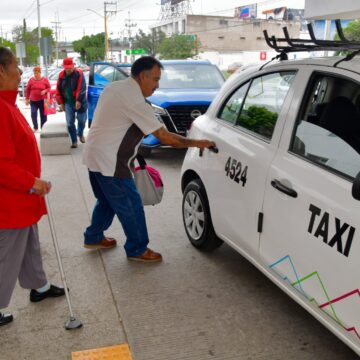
[182,180,223,251]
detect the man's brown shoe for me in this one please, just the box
[79,135,86,143]
[127,248,162,263]
[84,237,117,249]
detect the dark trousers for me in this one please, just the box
[30,100,47,129]
[84,171,149,257]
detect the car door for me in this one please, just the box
[201,69,297,258]
[88,62,128,125]
[260,67,360,346]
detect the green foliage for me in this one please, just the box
[11,25,54,65]
[133,29,166,56]
[334,20,360,55]
[158,34,200,60]
[239,105,278,138]
[0,39,15,52]
[335,20,360,41]
[73,33,105,63]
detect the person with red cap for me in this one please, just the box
[56,57,87,148]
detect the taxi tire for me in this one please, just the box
[182,179,223,252]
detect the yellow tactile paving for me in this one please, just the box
[71,344,133,360]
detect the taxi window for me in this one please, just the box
[290,73,360,179]
[237,72,295,139]
[218,81,250,124]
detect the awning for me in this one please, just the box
[305,0,360,19]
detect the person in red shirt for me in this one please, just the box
[0,47,65,326]
[25,66,50,131]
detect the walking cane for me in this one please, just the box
[44,190,83,330]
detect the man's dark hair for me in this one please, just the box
[131,56,163,77]
[0,46,14,68]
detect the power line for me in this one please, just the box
[20,0,37,22]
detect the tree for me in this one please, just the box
[0,38,15,52]
[11,24,54,65]
[336,20,360,41]
[158,34,200,60]
[133,29,166,56]
[73,33,105,63]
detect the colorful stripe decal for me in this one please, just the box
[269,255,360,340]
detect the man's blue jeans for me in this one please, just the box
[64,103,87,144]
[84,171,149,257]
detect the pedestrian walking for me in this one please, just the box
[0,46,65,326]
[56,57,87,148]
[83,56,215,262]
[25,66,51,131]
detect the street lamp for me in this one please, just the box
[87,8,109,60]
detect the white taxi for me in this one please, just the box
[180,28,360,355]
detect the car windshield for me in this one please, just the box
[160,64,224,89]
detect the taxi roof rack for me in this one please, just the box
[263,20,360,66]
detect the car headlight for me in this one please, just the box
[151,104,167,123]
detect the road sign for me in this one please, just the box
[15,42,26,59]
[125,48,148,55]
[260,51,267,61]
[40,37,52,57]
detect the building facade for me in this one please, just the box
[151,15,301,53]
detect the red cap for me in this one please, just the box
[63,57,74,69]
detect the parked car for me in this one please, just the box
[180,39,360,355]
[18,67,34,97]
[87,60,225,156]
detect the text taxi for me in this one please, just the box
[180,25,360,355]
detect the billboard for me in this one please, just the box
[161,0,184,4]
[262,8,307,31]
[234,4,257,19]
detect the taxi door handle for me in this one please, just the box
[209,146,219,153]
[271,179,298,198]
[199,146,219,157]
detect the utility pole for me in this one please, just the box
[51,13,61,67]
[104,1,117,61]
[36,0,42,65]
[125,11,137,63]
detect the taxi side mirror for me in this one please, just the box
[351,171,360,200]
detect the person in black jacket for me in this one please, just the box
[56,58,88,148]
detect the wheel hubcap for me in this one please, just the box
[183,190,205,240]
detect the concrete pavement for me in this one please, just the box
[0,98,358,360]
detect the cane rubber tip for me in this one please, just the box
[65,317,83,330]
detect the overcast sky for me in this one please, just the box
[0,0,305,42]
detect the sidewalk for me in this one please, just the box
[2,99,128,359]
[3,100,220,360]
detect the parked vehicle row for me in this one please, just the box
[87,60,225,156]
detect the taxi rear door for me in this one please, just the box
[260,66,360,350]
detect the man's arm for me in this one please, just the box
[55,74,64,110]
[75,70,86,110]
[152,127,215,149]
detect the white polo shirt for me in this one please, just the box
[83,77,162,178]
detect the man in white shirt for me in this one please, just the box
[83,56,215,262]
